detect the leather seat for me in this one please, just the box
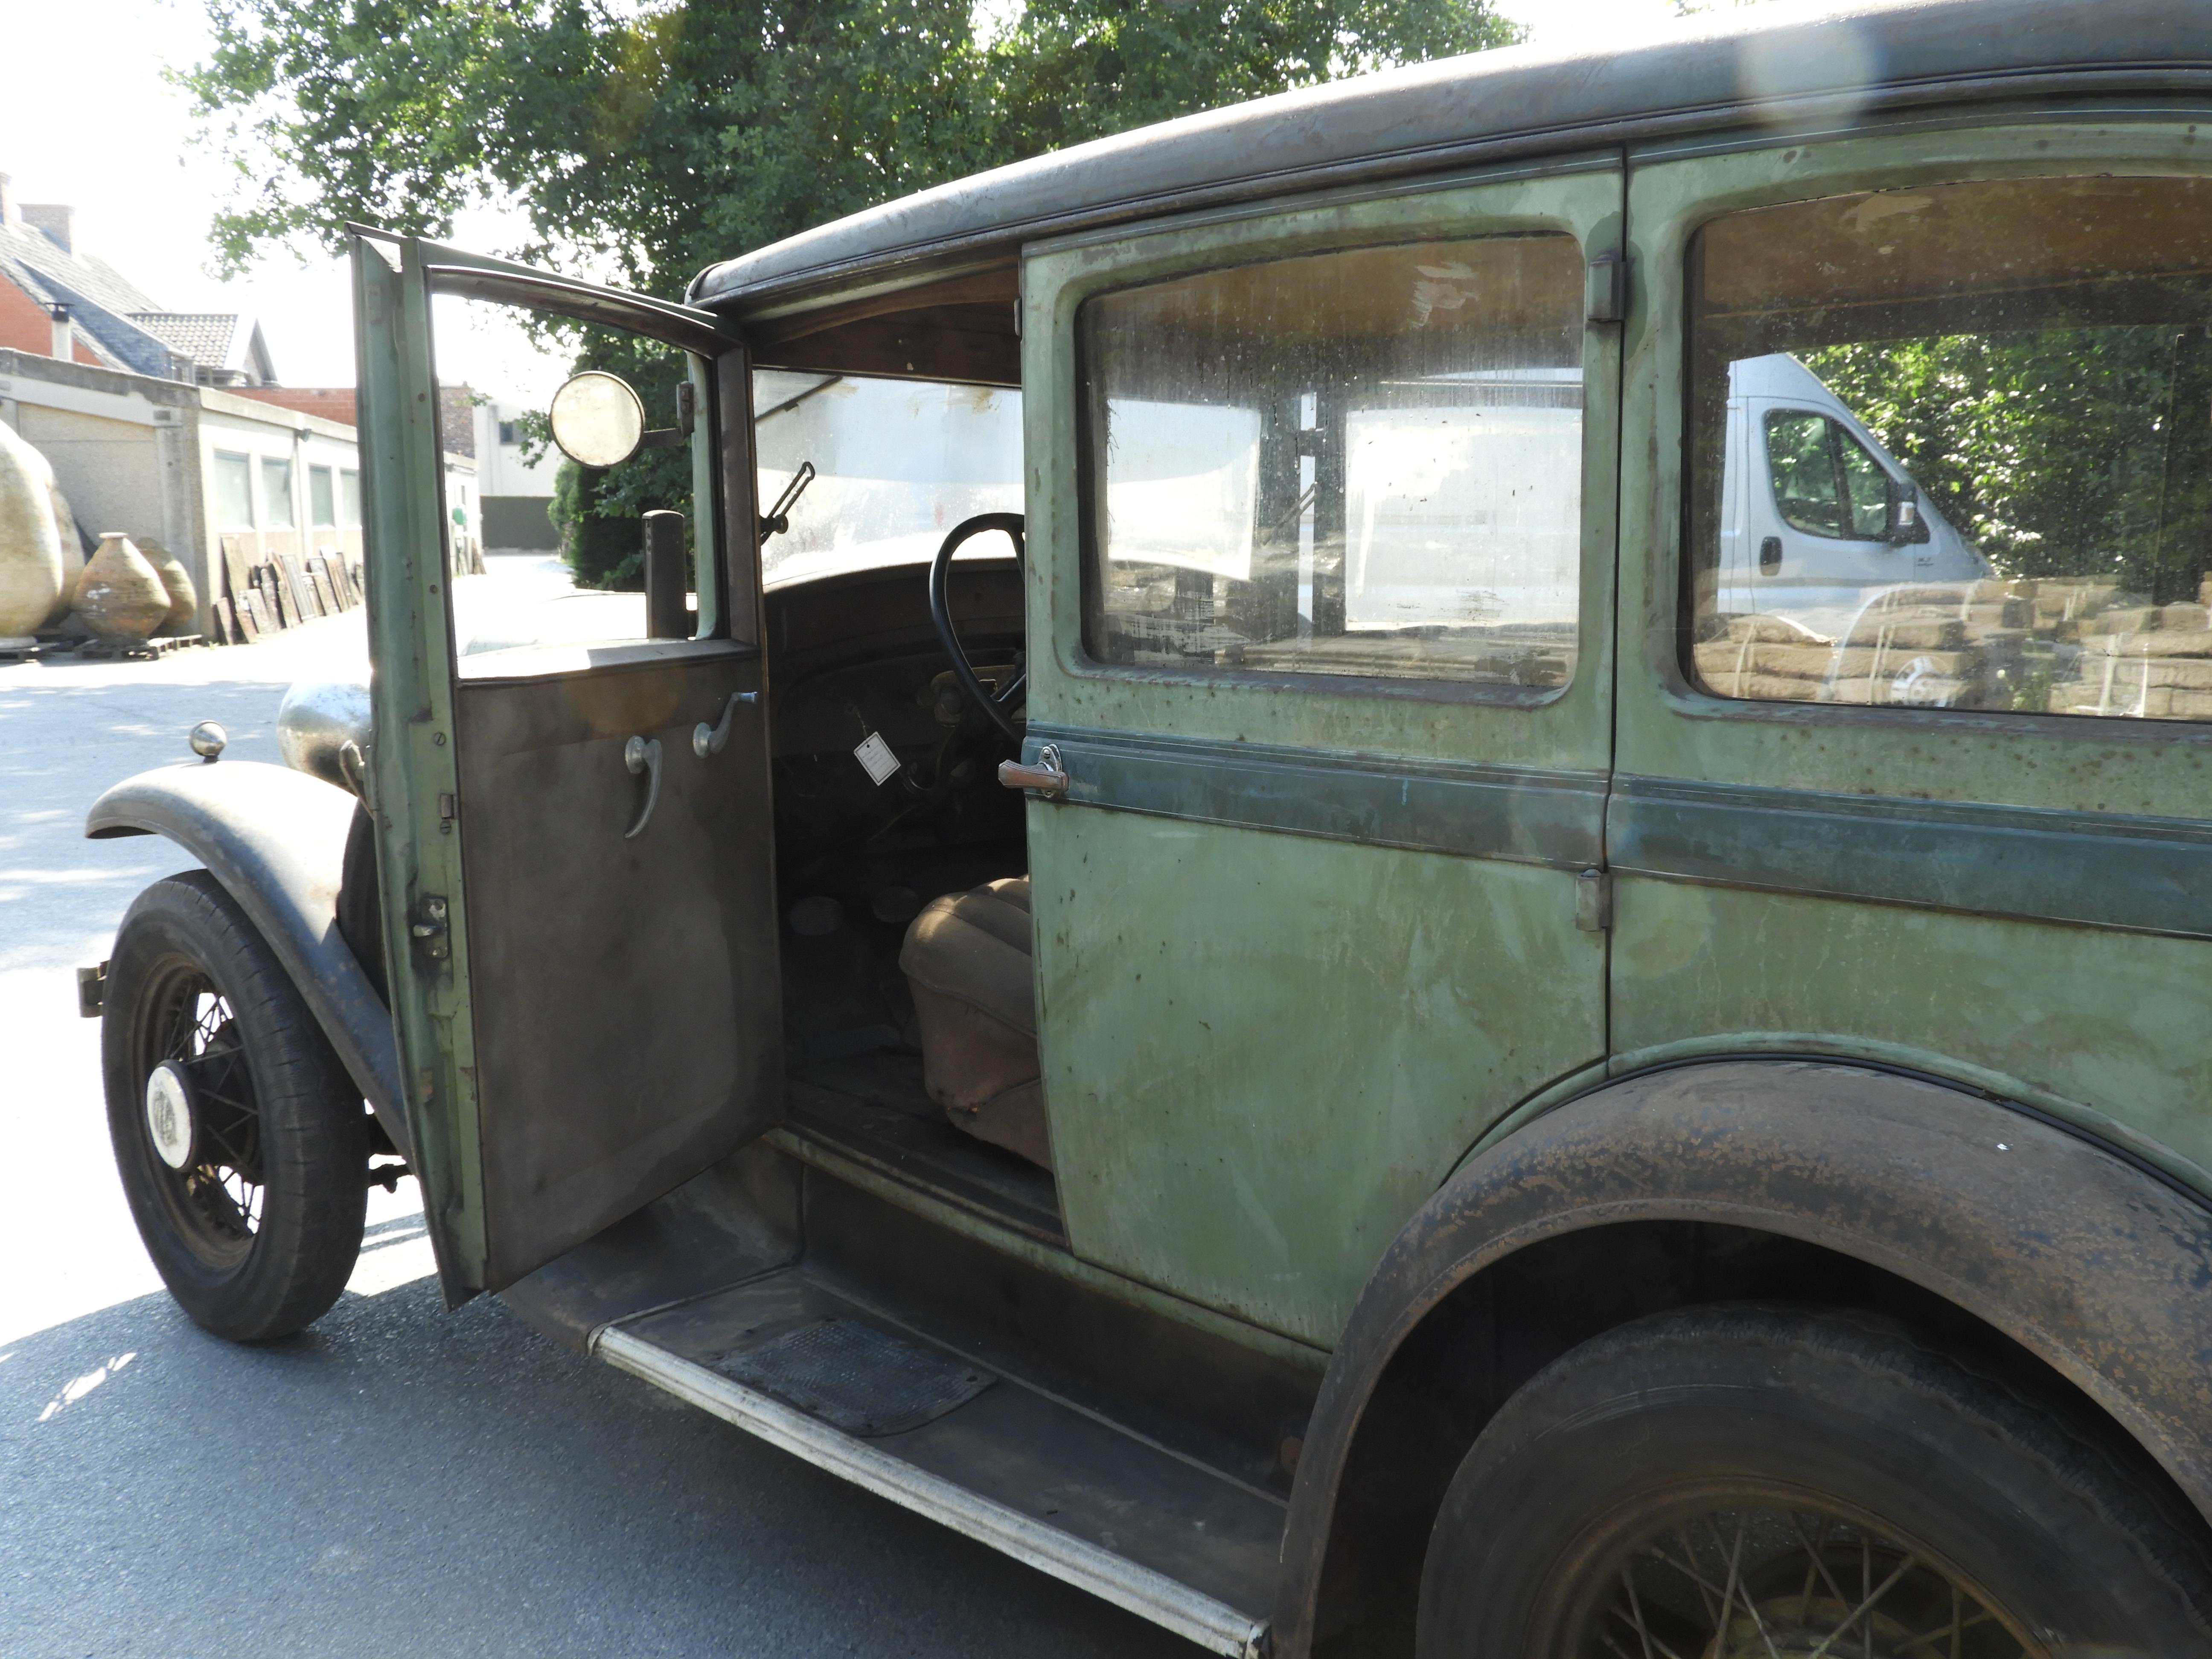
[899,876,1049,1169]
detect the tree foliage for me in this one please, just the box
[186,0,1519,582]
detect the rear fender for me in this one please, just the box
[87,759,407,1157]
[1270,1059,2212,1655]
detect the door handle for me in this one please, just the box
[692,690,759,759]
[997,743,1067,799]
[623,736,663,838]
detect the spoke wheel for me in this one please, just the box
[1582,1491,2034,1659]
[105,872,369,1341]
[1415,1305,2212,1659]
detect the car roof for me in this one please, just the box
[689,0,2212,314]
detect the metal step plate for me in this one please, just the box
[708,1316,994,1437]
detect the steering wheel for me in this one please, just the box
[928,512,1026,742]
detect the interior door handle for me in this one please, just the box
[998,743,1068,799]
[692,690,759,759]
[623,736,663,838]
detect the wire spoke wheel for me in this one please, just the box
[104,871,368,1341]
[139,958,266,1256]
[1586,1495,2036,1659]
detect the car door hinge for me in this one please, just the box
[1575,867,1612,932]
[410,894,451,962]
[1586,254,1627,324]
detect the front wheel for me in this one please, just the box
[1416,1304,2212,1659]
[103,871,368,1340]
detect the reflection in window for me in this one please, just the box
[213,451,253,529]
[753,373,1023,588]
[1690,176,2212,721]
[1082,235,1585,687]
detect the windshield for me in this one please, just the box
[754,371,1023,588]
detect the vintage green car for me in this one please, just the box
[80,0,2212,1650]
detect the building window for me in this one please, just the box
[213,451,254,529]
[261,457,296,530]
[498,420,518,446]
[339,469,361,527]
[309,464,337,528]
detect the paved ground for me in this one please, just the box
[0,572,1189,1656]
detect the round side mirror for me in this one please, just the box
[548,371,645,468]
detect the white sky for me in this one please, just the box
[0,0,1689,404]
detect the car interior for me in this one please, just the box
[742,258,1060,1235]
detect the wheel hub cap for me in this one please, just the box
[145,1060,195,1171]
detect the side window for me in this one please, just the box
[1690,175,2212,721]
[309,464,337,529]
[261,457,296,530]
[1081,234,1585,688]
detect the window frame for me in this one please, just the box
[260,455,297,532]
[309,463,338,529]
[1617,116,2212,832]
[1026,157,1626,751]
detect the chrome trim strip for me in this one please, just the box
[593,1324,1271,1659]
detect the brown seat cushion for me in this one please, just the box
[899,876,1049,1169]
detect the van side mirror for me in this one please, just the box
[1883,478,1930,545]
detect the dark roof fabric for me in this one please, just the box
[691,0,2212,310]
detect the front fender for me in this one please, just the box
[1270,1059,2212,1655]
[87,760,407,1155]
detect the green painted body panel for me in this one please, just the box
[1609,878,2212,1189]
[1609,119,2212,1208]
[351,234,488,1295]
[1036,809,1604,1345]
[1022,163,1623,1345]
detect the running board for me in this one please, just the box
[595,1318,1274,1658]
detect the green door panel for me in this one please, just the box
[1022,157,1624,1345]
[1038,808,1606,1346]
[1610,877,2212,1192]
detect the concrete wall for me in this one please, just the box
[483,495,557,550]
[12,401,164,547]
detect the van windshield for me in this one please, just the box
[754,372,1022,589]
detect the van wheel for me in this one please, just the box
[1415,1304,2212,1659]
[103,871,368,1341]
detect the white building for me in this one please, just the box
[473,399,562,551]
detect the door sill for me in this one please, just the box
[594,1270,1277,1657]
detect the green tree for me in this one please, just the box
[186,0,1517,583]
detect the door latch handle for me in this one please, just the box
[692,690,759,759]
[997,743,1068,799]
[623,736,663,838]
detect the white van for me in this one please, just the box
[1714,352,1988,634]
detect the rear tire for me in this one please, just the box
[103,871,368,1340]
[1415,1303,2212,1658]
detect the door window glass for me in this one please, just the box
[752,372,1022,588]
[1690,175,2212,721]
[309,464,337,528]
[1081,234,1586,687]
[261,457,295,530]
[212,451,253,528]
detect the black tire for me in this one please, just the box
[1416,1303,2212,1658]
[103,871,368,1341]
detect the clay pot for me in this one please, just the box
[0,421,64,637]
[44,478,87,628]
[133,537,198,632]
[74,533,172,641]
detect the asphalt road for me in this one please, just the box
[0,569,1191,1658]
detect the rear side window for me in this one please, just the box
[1081,234,1585,690]
[1688,176,2212,721]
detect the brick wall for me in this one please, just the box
[0,271,105,365]
[232,386,357,427]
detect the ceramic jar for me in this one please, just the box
[0,421,64,640]
[74,533,172,640]
[44,478,87,627]
[134,537,198,632]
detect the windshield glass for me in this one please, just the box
[754,372,1023,588]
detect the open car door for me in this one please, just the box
[350,230,779,1301]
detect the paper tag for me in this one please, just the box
[853,731,900,786]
